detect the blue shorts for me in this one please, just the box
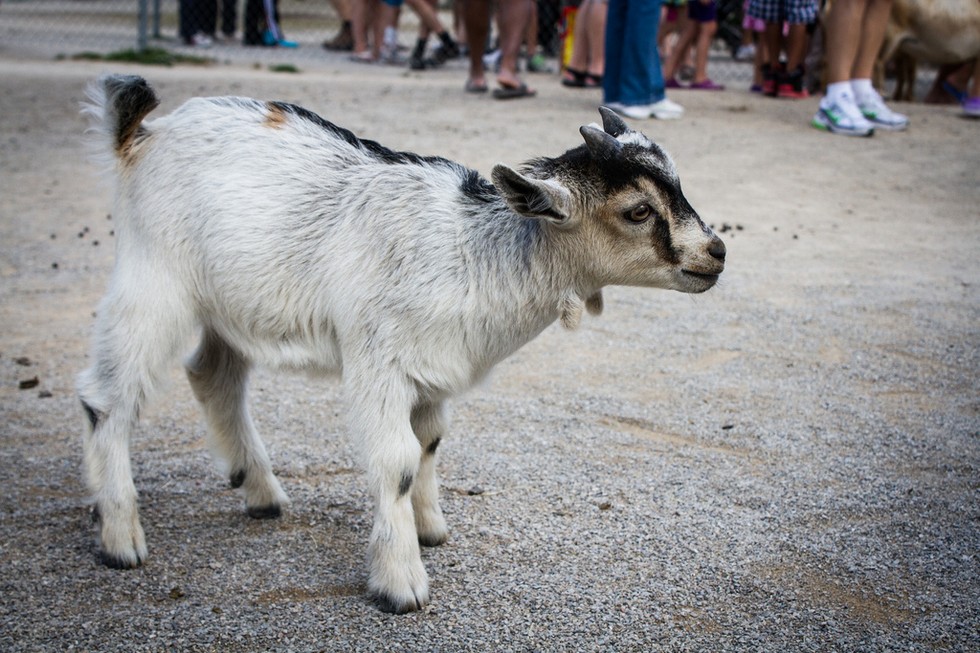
[747,0,818,24]
[382,0,403,6]
[688,0,717,22]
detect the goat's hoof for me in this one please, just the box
[229,469,246,488]
[371,587,428,614]
[99,549,144,569]
[246,504,282,519]
[418,531,448,547]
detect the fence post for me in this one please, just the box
[153,0,162,38]
[137,0,148,51]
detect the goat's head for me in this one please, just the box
[492,107,725,294]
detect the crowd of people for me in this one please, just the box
[178,0,979,133]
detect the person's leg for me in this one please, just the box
[963,58,980,116]
[847,0,907,128]
[563,0,593,83]
[585,0,607,78]
[824,0,864,85]
[462,0,491,89]
[850,0,891,80]
[662,16,697,82]
[602,0,625,104]
[496,0,534,91]
[617,0,671,110]
[691,20,720,85]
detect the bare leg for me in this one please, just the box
[463,0,491,89]
[496,0,533,90]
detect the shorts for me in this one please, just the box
[747,0,818,24]
[382,0,403,6]
[688,0,717,22]
[742,0,765,31]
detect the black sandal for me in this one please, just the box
[561,68,588,88]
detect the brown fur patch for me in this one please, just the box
[264,102,288,129]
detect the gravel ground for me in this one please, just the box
[0,57,977,652]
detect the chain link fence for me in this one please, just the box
[0,1,760,86]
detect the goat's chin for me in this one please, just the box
[675,269,721,293]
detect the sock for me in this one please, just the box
[824,81,853,106]
[850,78,876,104]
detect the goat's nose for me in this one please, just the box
[708,236,726,262]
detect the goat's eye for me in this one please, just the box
[627,204,653,223]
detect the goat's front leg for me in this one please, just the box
[411,402,449,547]
[349,381,429,613]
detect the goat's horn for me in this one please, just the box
[597,106,630,137]
[580,124,623,162]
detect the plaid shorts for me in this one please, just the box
[747,0,818,24]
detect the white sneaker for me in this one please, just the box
[606,102,651,120]
[649,97,684,120]
[857,90,909,131]
[811,91,874,137]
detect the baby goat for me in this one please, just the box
[79,74,725,613]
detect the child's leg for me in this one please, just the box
[692,19,717,83]
[663,16,698,81]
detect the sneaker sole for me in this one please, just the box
[866,119,908,132]
[811,115,874,137]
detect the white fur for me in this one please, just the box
[78,76,724,612]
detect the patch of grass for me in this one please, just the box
[269,63,300,74]
[66,47,213,67]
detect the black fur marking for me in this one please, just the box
[247,504,282,519]
[81,400,102,431]
[104,75,160,154]
[397,471,414,498]
[230,470,246,489]
[460,169,499,203]
[270,101,464,170]
[652,214,680,265]
[426,438,441,455]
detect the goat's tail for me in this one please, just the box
[82,74,160,161]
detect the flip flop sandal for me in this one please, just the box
[492,83,536,100]
[561,68,588,88]
[465,79,489,93]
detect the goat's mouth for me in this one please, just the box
[680,268,721,292]
[681,269,720,282]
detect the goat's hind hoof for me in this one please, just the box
[246,504,282,519]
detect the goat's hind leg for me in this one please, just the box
[78,275,192,568]
[186,330,288,518]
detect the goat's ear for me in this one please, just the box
[491,164,576,228]
[597,106,630,137]
[580,124,623,163]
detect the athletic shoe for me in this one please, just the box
[777,67,809,99]
[649,97,684,119]
[606,102,651,120]
[811,94,874,137]
[735,44,756,62]
[963,96,980,118]
[857,90,909,131]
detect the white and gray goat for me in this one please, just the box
[78,74,726,613]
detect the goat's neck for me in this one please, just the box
[465,207,599,348]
